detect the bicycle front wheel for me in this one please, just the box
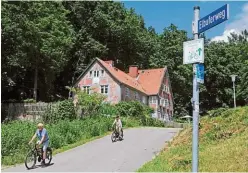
[44,147,52,165]
[25,150,36,169]
[111,132,117,142]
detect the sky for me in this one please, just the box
[122,1,248,41]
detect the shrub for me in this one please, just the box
[75,90,106,117]
[23,99,36,103]
[99,103,118,116]
[43,100,76,123]
[116,101,153,118]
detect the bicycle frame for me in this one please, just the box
[30,144,43,158]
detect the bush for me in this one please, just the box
[43,100,76,123]
[116,101,154,118]
[23,99,36,103]
[75,90,106,117]
[99,103,118,116]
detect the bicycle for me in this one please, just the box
[25,143,52,169]
[111,128,123,142]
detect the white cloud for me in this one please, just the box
[211,3,248,42]
[211,29,240,42]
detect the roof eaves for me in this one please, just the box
[155,67,167,95]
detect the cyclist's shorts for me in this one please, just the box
[43,140,49,151]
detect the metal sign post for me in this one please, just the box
[192,6,200,173]
[183,4,229,172]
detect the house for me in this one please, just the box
[74,58,174,122]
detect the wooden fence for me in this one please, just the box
[1,102,55,122]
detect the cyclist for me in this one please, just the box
[112,115,123,138]
[29,123,49,165]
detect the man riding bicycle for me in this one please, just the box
[112,115,123,137]
[29,123,49,165]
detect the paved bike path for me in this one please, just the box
[2,127,181,172]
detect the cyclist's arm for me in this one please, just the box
[29,133,36,144]
[39,130,46,144]
[40,135,45,144]
[112,120,116,127]
[120,120,123,128]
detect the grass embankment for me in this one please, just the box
[1,115,164,166]
[138,106,248,172]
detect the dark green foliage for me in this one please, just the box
[99,103,118,116]
[116,101,153,118]
[76,90,106,117]
[43,100,76,123]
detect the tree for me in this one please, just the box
[2,2,75,101]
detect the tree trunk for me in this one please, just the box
[33,65,38,101]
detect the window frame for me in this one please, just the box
[82,86,90,94]
[125,88,130,97]
[149,96,157,104]
[101,85,109,94]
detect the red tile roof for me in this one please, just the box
[98,58,166,95]
[138,68,166,95]
[98,59,146,93]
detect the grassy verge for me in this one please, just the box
[1,115,164,166]
[138,106,248,172]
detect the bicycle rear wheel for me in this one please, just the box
[25,150,36,169]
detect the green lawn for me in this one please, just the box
[138,106,248,172]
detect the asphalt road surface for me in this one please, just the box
[3,127,181,172]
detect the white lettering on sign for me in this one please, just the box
[199,10,226,30]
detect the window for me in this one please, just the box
[125,88,130,97]
[135,92,139,100]
[83,86,90,94]
[101,70,105,76]
[160,98,164,105]
[89,71,92,77]
[149,96,157,104]
[165,99,169,106]
[94,70,99,77]
[101,85,108,94]
[166,86,169,93]
[142,96,145,104]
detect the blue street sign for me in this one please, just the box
[198,4,229,33]
[196,64,204,84]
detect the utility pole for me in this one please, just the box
[192,6,200,173]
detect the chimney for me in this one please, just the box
[104,60,114,67]
[129,65,139,78]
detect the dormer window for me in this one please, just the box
[101,70,104,76]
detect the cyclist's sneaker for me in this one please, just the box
[41,160,45,166]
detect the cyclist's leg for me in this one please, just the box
[42,140,49,162]
[117,126,121,135]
